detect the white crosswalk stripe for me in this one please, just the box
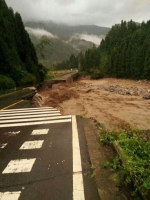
[0,109,59,115]
[0,113,61,120]
[0,111,60,117]
[0,115,72,124]
[0,107,71,127]
[0,107,53,112]
[0,191,21,200]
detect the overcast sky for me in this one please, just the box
[5,0,150,27]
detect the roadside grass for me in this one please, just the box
[0,70,71,96]
[90,164,96,178]
[98,127,150,199]
[0,89,16,96]
[46,70,71,80]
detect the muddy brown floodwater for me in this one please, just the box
[40,77,150,130]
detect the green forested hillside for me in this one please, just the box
[28,34,78,67]
[38,37,78,67]
[98,20,150,79]
[66,37,95,53]
[28,34,94,67]
[0,0,46,90]
[58,20,150,80]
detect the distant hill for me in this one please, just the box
[66,37,95,52]
[26,27,79,67]
[39,37,78,66]
[25,21,110,38]
[25,21,110,67]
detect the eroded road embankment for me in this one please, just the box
[0,88,36,110]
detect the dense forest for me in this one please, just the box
[0,0,46,91]
[55,20,150,80]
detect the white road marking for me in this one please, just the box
[0,113,61,120]
[0,143,8,149]
[2,159,36,174]
[0,111,60,117]
[3,131,20,136]
[72,115,85,200]
[31,129,49,135]
[0,107,53,112]
[0,109,58,116]
[0,115,72,124]
[73,173,85,200]
[0,119,71,127]
[20,140,44,149]
[0,191,21,200]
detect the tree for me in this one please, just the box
[0,0,47,87]
[52,19,150,80]
[36,38,51,59]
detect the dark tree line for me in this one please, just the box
[0,0,46,89]
[55,20,150,80]
[53,54,78,71]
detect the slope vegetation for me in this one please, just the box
[27,32,78,67]
[0,0,45,89]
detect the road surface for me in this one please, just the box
[0,106,100,200]
[0,89,36,110]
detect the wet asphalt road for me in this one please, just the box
[0,89,35,110]
[0,91,100,200]
[0,122,73,200]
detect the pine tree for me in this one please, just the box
[0,0,45,86]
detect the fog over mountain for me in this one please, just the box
[25,27,58,39]
[5,0,150,27]
[26,27,104,45]
[71,33,104,45]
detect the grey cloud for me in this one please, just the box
[57,0,75,6]
[25,27,58,38]
[77,34,103,45]
[5,0,150,27]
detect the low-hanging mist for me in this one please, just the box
[26,27,105,45]
[25,27,58,38]
[68,33,105,45]
[76,33,105,45]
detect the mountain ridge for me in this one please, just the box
[25,21,110,67]
[24,21,110,38]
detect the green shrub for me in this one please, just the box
[20,73,37,87]
[38,64,47,82]
[99,128,150,196]
[0,75,16,90]
[78,71,87,77]
[91,69,104,79]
